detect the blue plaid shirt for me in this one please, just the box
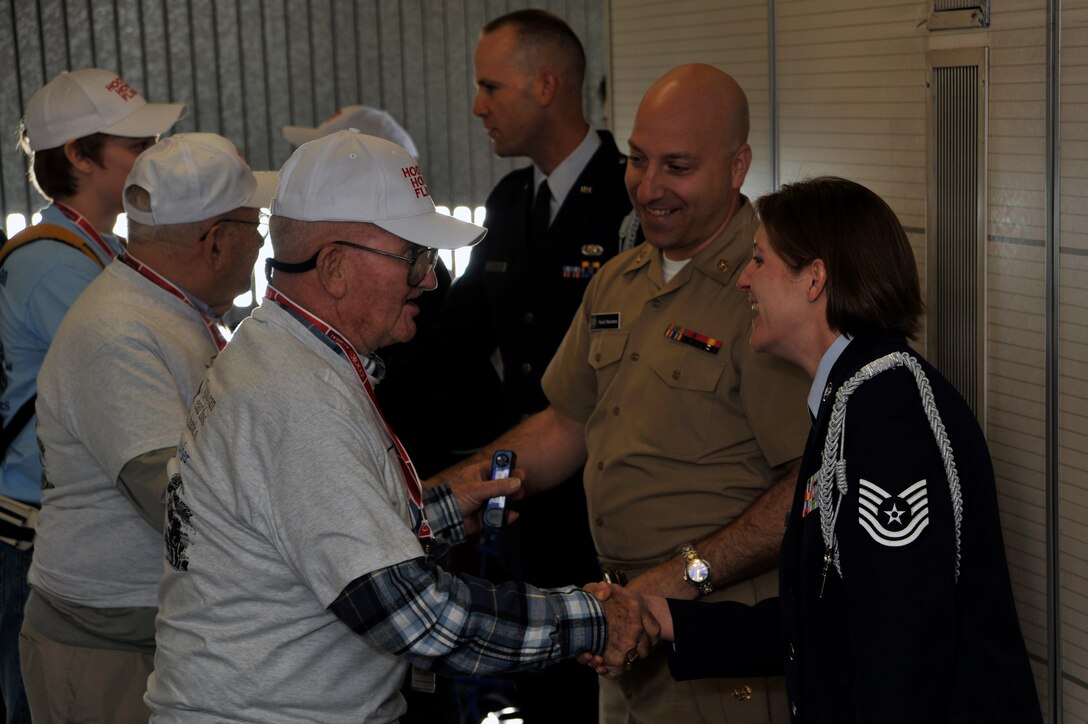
[330,484,607,676]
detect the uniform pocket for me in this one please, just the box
[642,345,726,455]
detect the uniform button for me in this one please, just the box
[651,299,661,308]
[630,352,639,362]
[672,369,681,380]
[523,311,534,324]
[596,461,604,471]
[732,685,752,702]
[792,702,799,717]
[595,517,604,527]
[595,353,602,362]
[521,363,532,375]
[788,642,795,661]
[612,406,620,416]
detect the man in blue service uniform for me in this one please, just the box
[0,68,184,724]
[434,9,632,720]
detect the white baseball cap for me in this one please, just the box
[283,105,419,158]
[123,133,276,226]
[272,129,484,251]
[23,68,188,152]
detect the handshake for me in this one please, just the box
[579,582,671,679]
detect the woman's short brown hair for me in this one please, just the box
[755,176,924,339]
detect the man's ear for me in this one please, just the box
[730,144,752,192]
[316,244,349,298]
[63,140,98,176]
[537,69,559,107]
[201,222,226,271]
[807,258,828,302]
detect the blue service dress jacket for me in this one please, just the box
[436,130,631,587]
[666,335,1041,723]
[441,130,631,423]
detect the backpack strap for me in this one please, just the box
[1,223,104,461]
[0,395,36,460]
[0,223,105,269]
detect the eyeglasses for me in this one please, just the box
[264,239,439,288]
[330,240,438,288]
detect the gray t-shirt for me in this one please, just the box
[148,301,423,723]
[32,261,220,608]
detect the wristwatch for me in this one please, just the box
[680,543,713,596]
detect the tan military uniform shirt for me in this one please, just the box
[542,198,810,573]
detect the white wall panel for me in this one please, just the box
[609,0,774,195]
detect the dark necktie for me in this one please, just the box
[528,179,551,253]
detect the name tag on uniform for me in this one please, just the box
[590,313,620,330]
[802,471,820,518]
[485,261,507,273]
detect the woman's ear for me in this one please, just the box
[808,259,828,302]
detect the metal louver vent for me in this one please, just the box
[926,48,989,423]
[929,0,990,29]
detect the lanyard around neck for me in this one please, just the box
[54,202,119,262]
[265,285,433,543]
[118,252,227,352]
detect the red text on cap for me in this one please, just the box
[402,165,430,199]
[105,77,138,101]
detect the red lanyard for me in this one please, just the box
[265,286,433,542]
[54,202,120,262]
[118,253,228,352]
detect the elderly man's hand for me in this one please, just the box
[589,583,660,679]
[445,462,525,536]
[580,582,668,678]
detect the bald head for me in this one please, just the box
[625,64,753,259]
[640,63,749,152]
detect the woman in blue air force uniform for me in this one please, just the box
[646,177,1041,723]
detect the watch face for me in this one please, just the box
[686,559,710,583]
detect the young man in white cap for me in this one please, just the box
[0,67,185,724]
[147,129,656,723]
[21,133,274,724]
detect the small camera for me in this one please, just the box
[483,450,516,531]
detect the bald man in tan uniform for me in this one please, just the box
[441,65,809,723]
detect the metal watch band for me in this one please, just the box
[680,544,713,596]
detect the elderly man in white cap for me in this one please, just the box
[22,133,274,724]
[0,69,185,722]
[147,129,656,723]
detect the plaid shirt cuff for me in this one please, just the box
[550,585,607,657]
[423,483,466,547]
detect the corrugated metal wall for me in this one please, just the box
[609,0,1081,720]
[0,0,607,220]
